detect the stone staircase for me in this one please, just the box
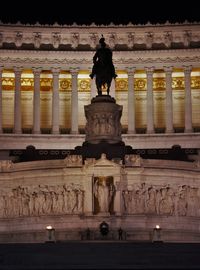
[0,242,200,269]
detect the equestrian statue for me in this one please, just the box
[90,36,117,96]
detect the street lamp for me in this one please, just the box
[46,225,55,243]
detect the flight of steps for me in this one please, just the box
[0,242,200,269]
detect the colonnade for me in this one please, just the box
[0,66,194,134]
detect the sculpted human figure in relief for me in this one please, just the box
[94,178,110,212]
[94,176,116,214]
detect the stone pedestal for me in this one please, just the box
[84,95,123,144]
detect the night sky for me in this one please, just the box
[0,1,199,25]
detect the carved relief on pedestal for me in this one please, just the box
[84,100,122,144]
[93,176,116,215]
[87,112,118,136]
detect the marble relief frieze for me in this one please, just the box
[0,156,200,221]
[122,183,200,217]
[0,183,85,218]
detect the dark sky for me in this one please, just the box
[0,1,199,25]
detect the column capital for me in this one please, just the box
[70,68,79,77]
[13,66,23,74]
[0,65,4,72]
[145,67,154,75]
[51,67,61,75]
[32,67,42,74]
[163,66,173,74]
[88,66,93,73]
[126,67,136,75]
[183,65,192,74]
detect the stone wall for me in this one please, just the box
[0,154,200,242]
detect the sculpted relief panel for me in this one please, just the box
[1,155,200,220]
[122,183,200,217]
[0,180,200,219]
[0,183,85,218]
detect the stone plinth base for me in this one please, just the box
[91,95,116,104]
[0,215,200,243]
[76,140,133,160]
[84,95,123,144]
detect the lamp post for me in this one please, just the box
[46,225,55,243]
[152,225,163,243]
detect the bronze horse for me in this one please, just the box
[95,64,115,95]
[90,36,117,96]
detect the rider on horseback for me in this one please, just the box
[90,36,117,95]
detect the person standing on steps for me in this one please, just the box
[118,227,123,240]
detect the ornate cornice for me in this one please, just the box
[0,22,200,50]
[0,20,200,27]
[1,49,200,69]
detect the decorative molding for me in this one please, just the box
[0,22,200,51]
[1,54,200,69]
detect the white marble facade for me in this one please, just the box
[1,21,200,243]
[0,154,200,242]
[0,22,200,151]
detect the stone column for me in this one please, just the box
[146,67,154,133]
[127,68,136,134]
[70,69,79,134]
[33,68,41,134]
[164,66,174,133]
[0,66,3,133]
[113,180,122,216]
[89,67,96,99]
[184,66,193,133]
[52,68,60,134]
[85,174,94,216]
[109,78,115,98]
[90,77,96,99]
[14,67,22,134]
